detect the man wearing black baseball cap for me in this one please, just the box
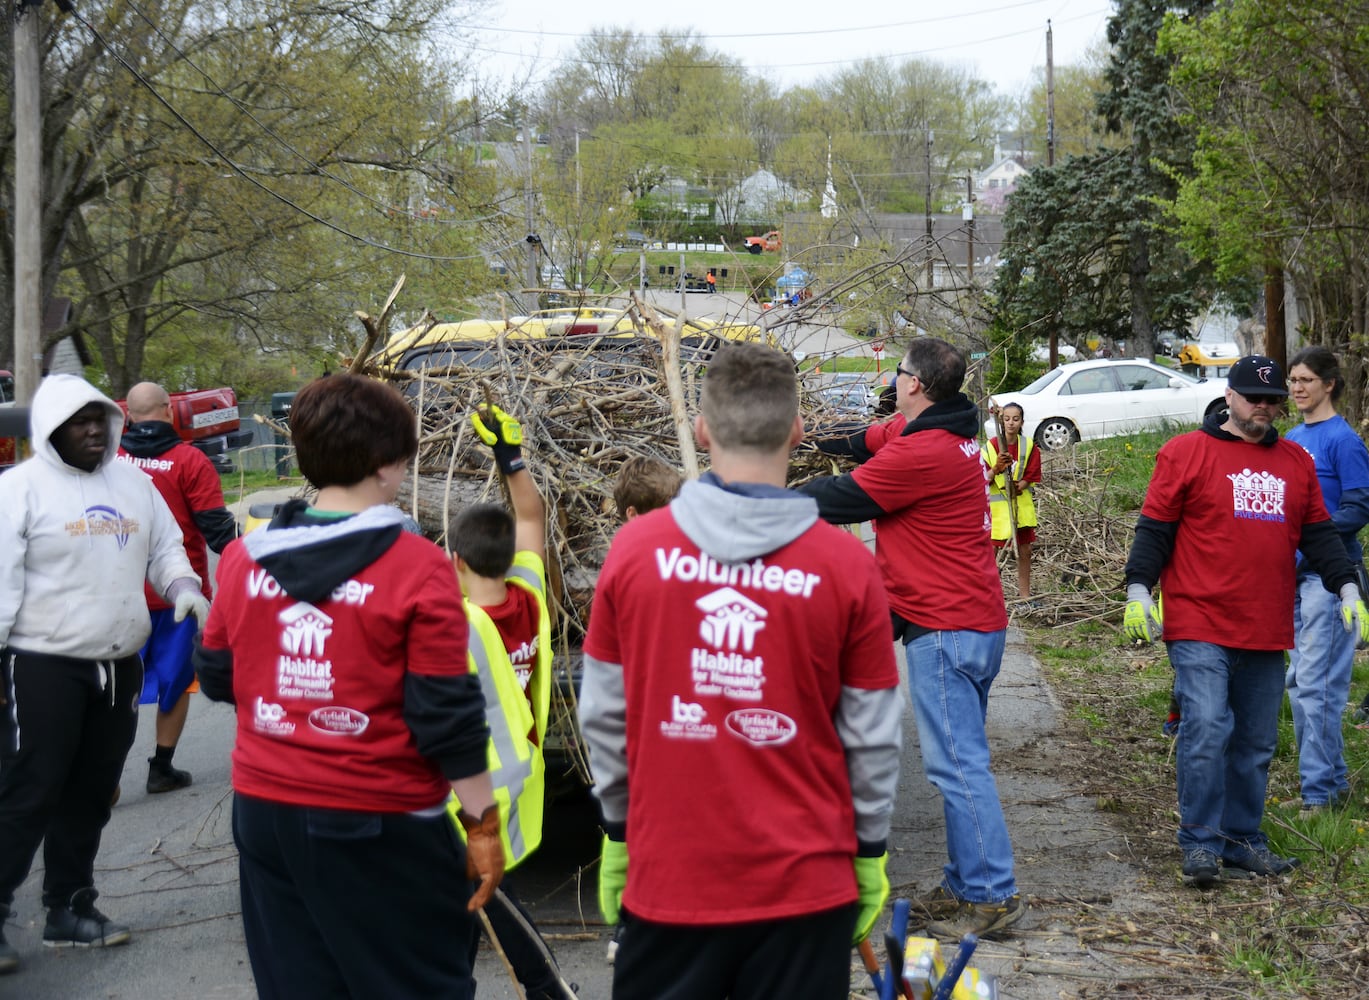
[1122,354,1369,888]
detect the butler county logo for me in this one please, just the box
[725,709,797,747]
[659,694,717,741]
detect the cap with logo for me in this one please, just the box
[1226,355,1288,398]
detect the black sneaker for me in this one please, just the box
[1181,848,1220,887]
[43,889,131,948]
[146,760,192,794]
[1223,844,1300,877]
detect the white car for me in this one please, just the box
[986,358,1229,451]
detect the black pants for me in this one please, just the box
[612,903,858,1000]
[233,793,479,1000]
[0,648,142,910]
[475,878,569,1000]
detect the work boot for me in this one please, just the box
[0,904,18,974]
[925,894,1025,939]
[43,888,131,948]
[147,757,192,794]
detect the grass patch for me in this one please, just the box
[1024,429,1369,997]
[220,468,305,503]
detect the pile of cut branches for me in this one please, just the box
[362,299,861,785]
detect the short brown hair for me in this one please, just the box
[452,503,515,578]
[289,374,418,488]
[614,456,682,520]
[698,343,797,453]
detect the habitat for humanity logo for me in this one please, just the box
[689,587,768,702]
[276,603,335,700]
[1228,468,1287,523]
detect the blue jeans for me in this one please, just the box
[905,628,1016,903]
[1168,641,1285,856]
[1289,574,1354,806]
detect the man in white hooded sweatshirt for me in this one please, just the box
[0,374,206,974]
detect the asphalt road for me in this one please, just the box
[0,618,1141,1000]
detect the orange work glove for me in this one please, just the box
[457,804,505,911]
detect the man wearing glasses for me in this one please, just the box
[800,338,1021,940]
[1123,355,1369,888]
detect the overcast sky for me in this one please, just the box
[460,0,1113,97]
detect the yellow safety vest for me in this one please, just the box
[982,439,1038,540]
[447,550,552,870]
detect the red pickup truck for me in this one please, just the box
[1,377,251,474]
[0,370,19,470]
[117,386,253,474]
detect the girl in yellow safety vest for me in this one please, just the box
[982,402,1042,600]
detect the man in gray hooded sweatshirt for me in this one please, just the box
[579,342,901,999]
[0,374,206,973]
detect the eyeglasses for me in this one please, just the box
[1239,393,1284,405]
[895,364,917,381]
[1287,376,1324,386]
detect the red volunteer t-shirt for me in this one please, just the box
[853,418,1007,632]
[485,584,541,695]
[119,440,224,607]
[583,510,897,924]
[202,532,470,811]
[1142,430,1329,649]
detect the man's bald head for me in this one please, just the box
[126,382,172,422]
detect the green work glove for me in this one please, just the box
[852,853,889,945]
[1124,584,1163,643]
[470,403,525,475]
[1339,583,1369,649]
[598,835,628,926]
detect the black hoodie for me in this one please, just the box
[120,420,239,554]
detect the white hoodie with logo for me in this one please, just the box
[0,374,195,658]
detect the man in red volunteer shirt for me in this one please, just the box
[1124,355,1369,887]
[119,382,239,793]
[801,337,1022,940]
[579,342,901,1000]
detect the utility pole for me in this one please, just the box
[1046,21,1056,168]
[13,2,44,404]
[924,118,934,288]
[1046,21,1059,370]
[523,121,539,311]
[964,174,974,281]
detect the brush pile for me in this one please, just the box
[364,305,864,785]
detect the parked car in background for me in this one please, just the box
[986,357,1229,451]
[817,383,878,415]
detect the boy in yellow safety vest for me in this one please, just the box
[982,402,1041,600]
[450,403,574,1000]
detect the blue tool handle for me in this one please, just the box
[930,933,979,1000]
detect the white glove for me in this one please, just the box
[1339,583,1369,649]
[172,584,211,630]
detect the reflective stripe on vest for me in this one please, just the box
[506,552,553,745]
[448,605,546,869]
[982,439,1038,537]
